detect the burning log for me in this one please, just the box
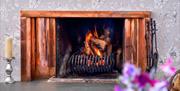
[83,27,112,57]
[83,32,94,55]
[91,38,107,50]
[84,42,94,55]
[100,28,112,56]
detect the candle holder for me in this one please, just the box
[3,57,15,84]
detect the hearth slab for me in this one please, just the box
[48,76,117,83]
[0,80,114,91]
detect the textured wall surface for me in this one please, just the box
[0,0,180,82]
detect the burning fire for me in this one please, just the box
[83,30,103,57]
[82,27,112,67]
[84,32,94,55]
[93,46,102,56]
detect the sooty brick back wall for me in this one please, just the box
[0,0,180,82]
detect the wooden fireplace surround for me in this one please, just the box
[20,11,151,81]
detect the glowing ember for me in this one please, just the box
[88,59,92,67]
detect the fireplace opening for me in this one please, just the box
[56,18,125,78]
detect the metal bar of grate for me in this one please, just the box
[69,55,115,75]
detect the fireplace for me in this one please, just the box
[56,18,124,78]
[20,11,153,82]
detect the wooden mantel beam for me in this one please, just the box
[20,11,151,18]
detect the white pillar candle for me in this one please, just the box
[5,37,13,58]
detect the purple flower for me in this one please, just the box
[115,59,173,91]
[134,73,157,88]
[149,81,168,91]
[123,63,140,78]
[114,85,122,91]
[119,63,140,87]
[119,76,129,85]
[124,88,134,91]
[160,57,176,76]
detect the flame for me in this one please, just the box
[84,30,103,57]
[93,46,102,57]
[93,29,98,38]
[84,32,93,55]
[85,32,93,43]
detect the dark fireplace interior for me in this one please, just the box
[56,18,125,78]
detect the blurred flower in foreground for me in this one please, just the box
[123,63,140,79]
[114,85,122,91]
[134,73,156,88]
[149,81,168,91]
[160,57,176,76]
[114,56,176,91]
[119,63,140,88]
